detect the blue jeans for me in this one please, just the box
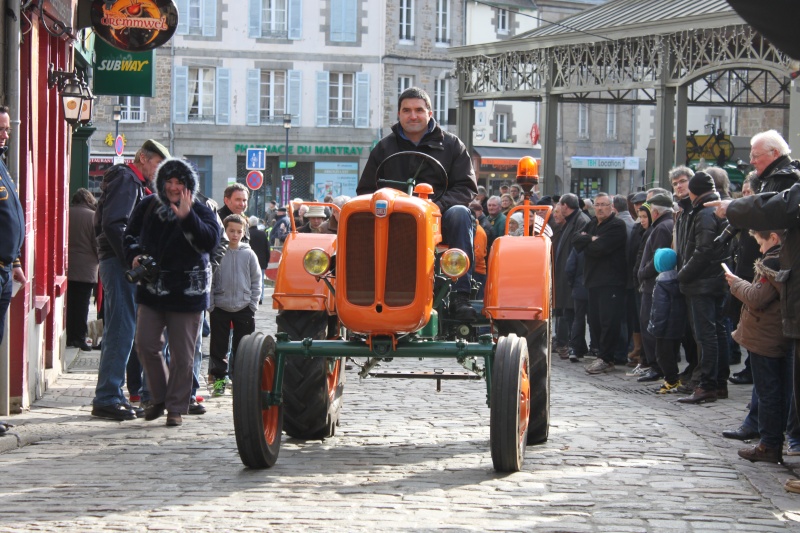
[751,351,793,448]
[0,268,12,345]
[93,257,137,407]
[442,205,474,294]
[686,293,729,391]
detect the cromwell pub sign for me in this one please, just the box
[91,0,179,52]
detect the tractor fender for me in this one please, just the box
[483,235,551,321]
[272,232,337,313]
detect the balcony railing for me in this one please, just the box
[120,109,147,123]
[187,114,216,124]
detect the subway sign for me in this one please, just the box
[92,38,155,97]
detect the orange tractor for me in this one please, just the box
[233,155,552,472]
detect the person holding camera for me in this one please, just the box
[123,158,220,427]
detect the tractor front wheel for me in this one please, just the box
[490,334,530,472]
[526,321,550,444]
[277,310,346,440]
[233,332,283,468]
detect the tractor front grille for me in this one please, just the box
[385,213,417,306]
[345,212,376,305]
[344,211,418,307]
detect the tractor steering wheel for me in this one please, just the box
[374,151,449,205]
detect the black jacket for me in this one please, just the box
[637,213,675,297]
[554,208,589,309]
[728,180,800,338]
[124,159,220,313]
[357,120,477,212]
[751,155,800,194]
[676,191,729,296]
[572,212,628,289]
[94,163,151,263]
[248,227,270,270]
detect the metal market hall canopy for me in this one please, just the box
[450,0,796,191]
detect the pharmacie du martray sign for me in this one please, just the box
[91,0,178,52]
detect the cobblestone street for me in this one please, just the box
[1,290,800,532]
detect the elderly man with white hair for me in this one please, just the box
[748,129,799,194]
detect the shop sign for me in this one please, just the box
[571,157,641,170]
[91,0,178,52]
[234,144,365,156]
[93,38,155,96]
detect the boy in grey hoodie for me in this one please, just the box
[208,214,262,395]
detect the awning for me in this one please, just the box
[473,146,541,171]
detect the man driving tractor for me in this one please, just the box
[357,87,479,321]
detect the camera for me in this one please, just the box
[125,255,159,284]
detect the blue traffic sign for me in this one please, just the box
[246,148,266,170]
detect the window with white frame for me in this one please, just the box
[174,66,229,124]
[398,76,413,96]
[185,155,212,196]
[399,0,414,42]
[434,79,449,125]
[249,0,301,40]
[435,0,449,44]
[177,0,216,36]
[260,70,286,124]
[606,105,616,139]
[118,96,146,122]
[578,103,589,139]
[261,0,287,38]
[189,67,216,123]
[330,0,357,42]
[497,8,508,34]
[329,72,354,126]
[495,113,508,142]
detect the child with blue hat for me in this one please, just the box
[648,248,687,393]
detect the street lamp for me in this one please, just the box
[112,104,121,138]
[283,113,292,205]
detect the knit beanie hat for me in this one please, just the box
[654,247,677,273]
[688,171,715,196]
[638,202,652,226]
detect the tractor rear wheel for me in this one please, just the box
[277,310,346,440]
[233,332,283,468]
[490,334,530,472]
[526,321,550,444]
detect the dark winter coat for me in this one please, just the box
[67,203,99,284]
[727,180,800,339]
[271,214,291,245]
[632,225,652,292]
[123,159,221,313]
[248,226,270,271]
[571,212,628,289]
[565,248,588,301]
[94,163,151,263]
[357,120,477,213]
[554,208,589,309]
[676,191,730,296]
[628,222,646,290]
[730,247,790,357]
[637,212,675,297]
[648,270,687,339]
[751,155,800,194]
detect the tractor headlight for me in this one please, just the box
[441,249,470,279]
[303,248,331,277]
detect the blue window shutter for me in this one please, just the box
[177,0,189,34]
[288,0,302,40]
[316,71,329,127]
[174,66,188,123]
[288,70,302,126]
[246,69,261,126]
[249,0,262,38]
[355,72,369,128]
[216,68,230,125]
[330,0,342,41]
[202,0,216,36]
[342,0,357,42]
